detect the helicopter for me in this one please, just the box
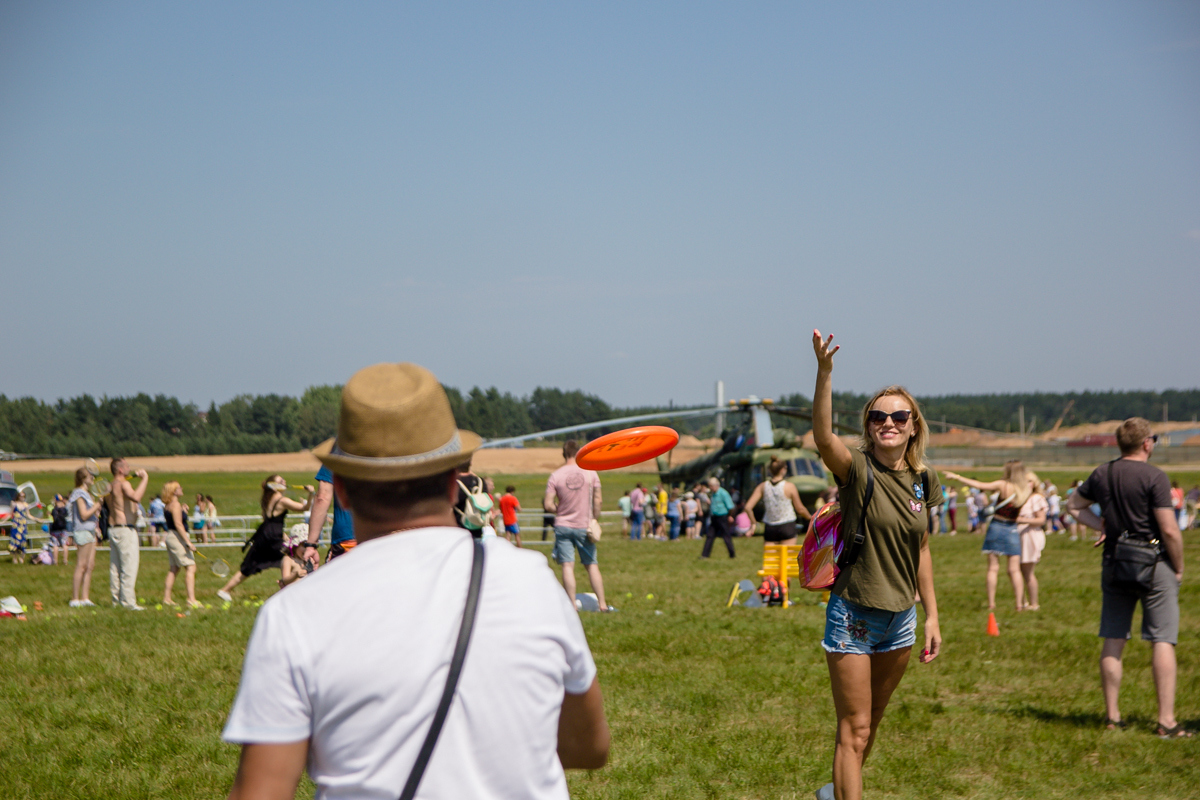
[479,396,862,514]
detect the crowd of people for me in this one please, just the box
[2,354,1194,799]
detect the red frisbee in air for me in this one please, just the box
[575,426,681,471]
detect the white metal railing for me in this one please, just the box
[14,510,626,553]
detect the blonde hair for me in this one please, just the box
[161,481,180,503]
[1002,460,1032,507]
[859,385,929,473]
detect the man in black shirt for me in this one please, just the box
[1068,418,1189,738]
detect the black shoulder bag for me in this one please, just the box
[837,457,876,569]
[1104,461,1160,596]
[398,536,485,800]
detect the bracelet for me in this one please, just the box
[304,542,319,549]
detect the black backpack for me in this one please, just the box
[97,500,110,543]
[50,506,69,532]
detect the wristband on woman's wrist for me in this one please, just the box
[304,541,319,549]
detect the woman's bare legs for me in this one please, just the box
[72,543,97,602]
[219,571,246,597]
[1007,555,1025,611]
[164,566,179,604]
[985,553,1000,610]
[1020,563,1039,609]
[826,648,912,800]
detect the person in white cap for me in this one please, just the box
[222,363,609,800]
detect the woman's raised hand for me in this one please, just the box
[812,329,839,371]
[942,471,963,482]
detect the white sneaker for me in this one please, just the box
[217,590,232,603]
[815,783,835,800]
[128,605,146,611]
[69,600,81,608]
[80,599,95,607]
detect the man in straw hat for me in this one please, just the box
[223,363,609,798]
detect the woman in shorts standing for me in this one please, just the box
[161,482,200,608]
[69,468,103,607]
[811,330,942,800]
[942,460,1032,612]
[1016,472,1049,611]
[742,456,812,546]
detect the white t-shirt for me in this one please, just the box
[223,527,595,800]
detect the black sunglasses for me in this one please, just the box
[867,409,913,425]
[1148,434,1159,443]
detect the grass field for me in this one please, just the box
[1,469,1196,799]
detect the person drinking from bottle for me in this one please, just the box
[810,330,943,800]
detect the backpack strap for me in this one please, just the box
[922,471,932,535]
[837,457,875,569]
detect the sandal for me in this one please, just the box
[1104,718,1127,730]
[1156,724,1194,739]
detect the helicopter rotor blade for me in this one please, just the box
[769,407,862,435]
[479,406,732,449]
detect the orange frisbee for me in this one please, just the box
[575,426,680,471]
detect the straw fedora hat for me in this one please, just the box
[313,363,481,481]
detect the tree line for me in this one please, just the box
[1,386,1198,458]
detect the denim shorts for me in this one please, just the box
[504,523,520,535]
[981,519,1020,557]
[552,526,597,566]
[822,594,917,655]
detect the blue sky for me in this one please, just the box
[3,2,1198,409]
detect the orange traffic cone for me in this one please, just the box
[986,612,1000,637]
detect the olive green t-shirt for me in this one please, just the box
[831,449,944,612]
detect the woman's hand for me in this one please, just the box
[812,329,839,372]
[942,471,963,482]
[303,485,315,495]
[920,618,941,663]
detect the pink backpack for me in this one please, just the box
[799,502,845,591]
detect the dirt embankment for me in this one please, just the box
[10,448,677,476]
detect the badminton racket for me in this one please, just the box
[192,547,231,577]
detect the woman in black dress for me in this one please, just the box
[217,475,312,602]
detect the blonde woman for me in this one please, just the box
[810,331,943,800]
[68,467,103,607]
[161,482,200,608]
[217,475,312,602]
[943,460,1033,612]
[1017,472,1049,611]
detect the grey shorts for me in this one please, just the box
[552,526,597,566]
[1099,559,1180,645]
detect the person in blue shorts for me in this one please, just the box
[810,330,943,800]
[305,464,356,567]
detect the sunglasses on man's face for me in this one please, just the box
[1148,434,1159,444]
[867,409,913,426]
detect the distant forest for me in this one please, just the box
[1,386,1198,458]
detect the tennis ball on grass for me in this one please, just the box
[646,594,654,600]
[625,592,633,599]
[155,604,162,611]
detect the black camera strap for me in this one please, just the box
[398,536,485,800]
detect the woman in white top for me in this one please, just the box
[1017,472,1049,611]
[742,457,812,545]
[69,467,103,608]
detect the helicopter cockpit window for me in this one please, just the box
[751,465,764,485]
[791,459,810,476]
[808,460,826,479]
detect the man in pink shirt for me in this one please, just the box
[628,483,645,541]
[545,440,611,611]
